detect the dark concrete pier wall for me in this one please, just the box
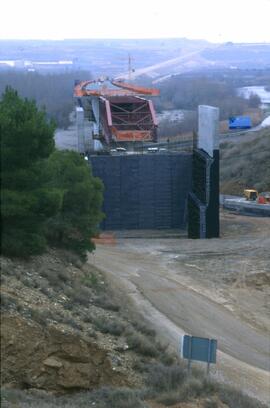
[90,153,192,230]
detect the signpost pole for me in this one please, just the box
[207,339,211,377]
[188,359,191,374]
[188,335,192,374]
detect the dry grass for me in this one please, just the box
[93,316,126,336]
[220,128,270,194]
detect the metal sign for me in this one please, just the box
[181,335,217,373]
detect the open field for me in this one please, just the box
[89,211,270,404]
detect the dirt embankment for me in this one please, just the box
[2,315,121,393]
[1,246,267,408]
[0,250,145,394]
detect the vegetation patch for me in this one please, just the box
[220,128,270,194]
[94,316,126,336]
[125,329,160,357]
[1,88,103,260]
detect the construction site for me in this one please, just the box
[2,4,270,406]
[72,76,270,403]
[73,77,224,235]
[73,77,269,232]
[1,73,269,408]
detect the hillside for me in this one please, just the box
[220,128,270,194]
[1,249,266,408]
[1,39,270,78]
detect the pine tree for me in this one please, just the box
[1,87,61,256]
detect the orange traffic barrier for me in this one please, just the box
[92,233,116,246]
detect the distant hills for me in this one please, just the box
[0,39,270,80]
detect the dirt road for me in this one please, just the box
[89,212,270,403]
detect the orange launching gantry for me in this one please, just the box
[74,77,160,150]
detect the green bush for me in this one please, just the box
[45,150,104,260]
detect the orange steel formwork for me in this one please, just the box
[74,78,159,144]
[74,78,160,98]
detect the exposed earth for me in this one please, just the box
[90,210,270,404]
[1,211,269,407]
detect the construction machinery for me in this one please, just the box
[244,189,270,204]
[257,192,270,204]
[74,77,160,152]
[244,189,258,201]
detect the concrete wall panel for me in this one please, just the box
[90,153,192,230]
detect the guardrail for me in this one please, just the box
[221,196,270,217]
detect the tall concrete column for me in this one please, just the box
[91,98,100,137]
[198,105,219,156]
[188,105,220,238]
[76,106,85,154]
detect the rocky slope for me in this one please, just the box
[0,249,145,393]
[1,249,266,408]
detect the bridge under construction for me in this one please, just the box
[74,77,160,152]
[74,78,220,237]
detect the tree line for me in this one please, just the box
[155,75,261,119]
[1,88,103,260]
[0,71,90,129]
[153,74,262,138]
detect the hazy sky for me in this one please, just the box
[1,0,270,43]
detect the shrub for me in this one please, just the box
[217,384,267,408]
[94,294,120,311]
[146,363,186,392]
[157,390,182,406]
[62,316,83,331]
[1,293,17,310]
[203,398,219,408]
[69,285,92,306]
[81,272,99,288]
[89,387,146,408]
[132,321,156,338]
[178,377,204,400]
[39,269,64,289]
[30,308,53,325]
[4,387,145,408]
[45,150,104,261]
[125,330,159,357]
[94,316,126,336]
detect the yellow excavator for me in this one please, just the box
[244,189,258,201]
